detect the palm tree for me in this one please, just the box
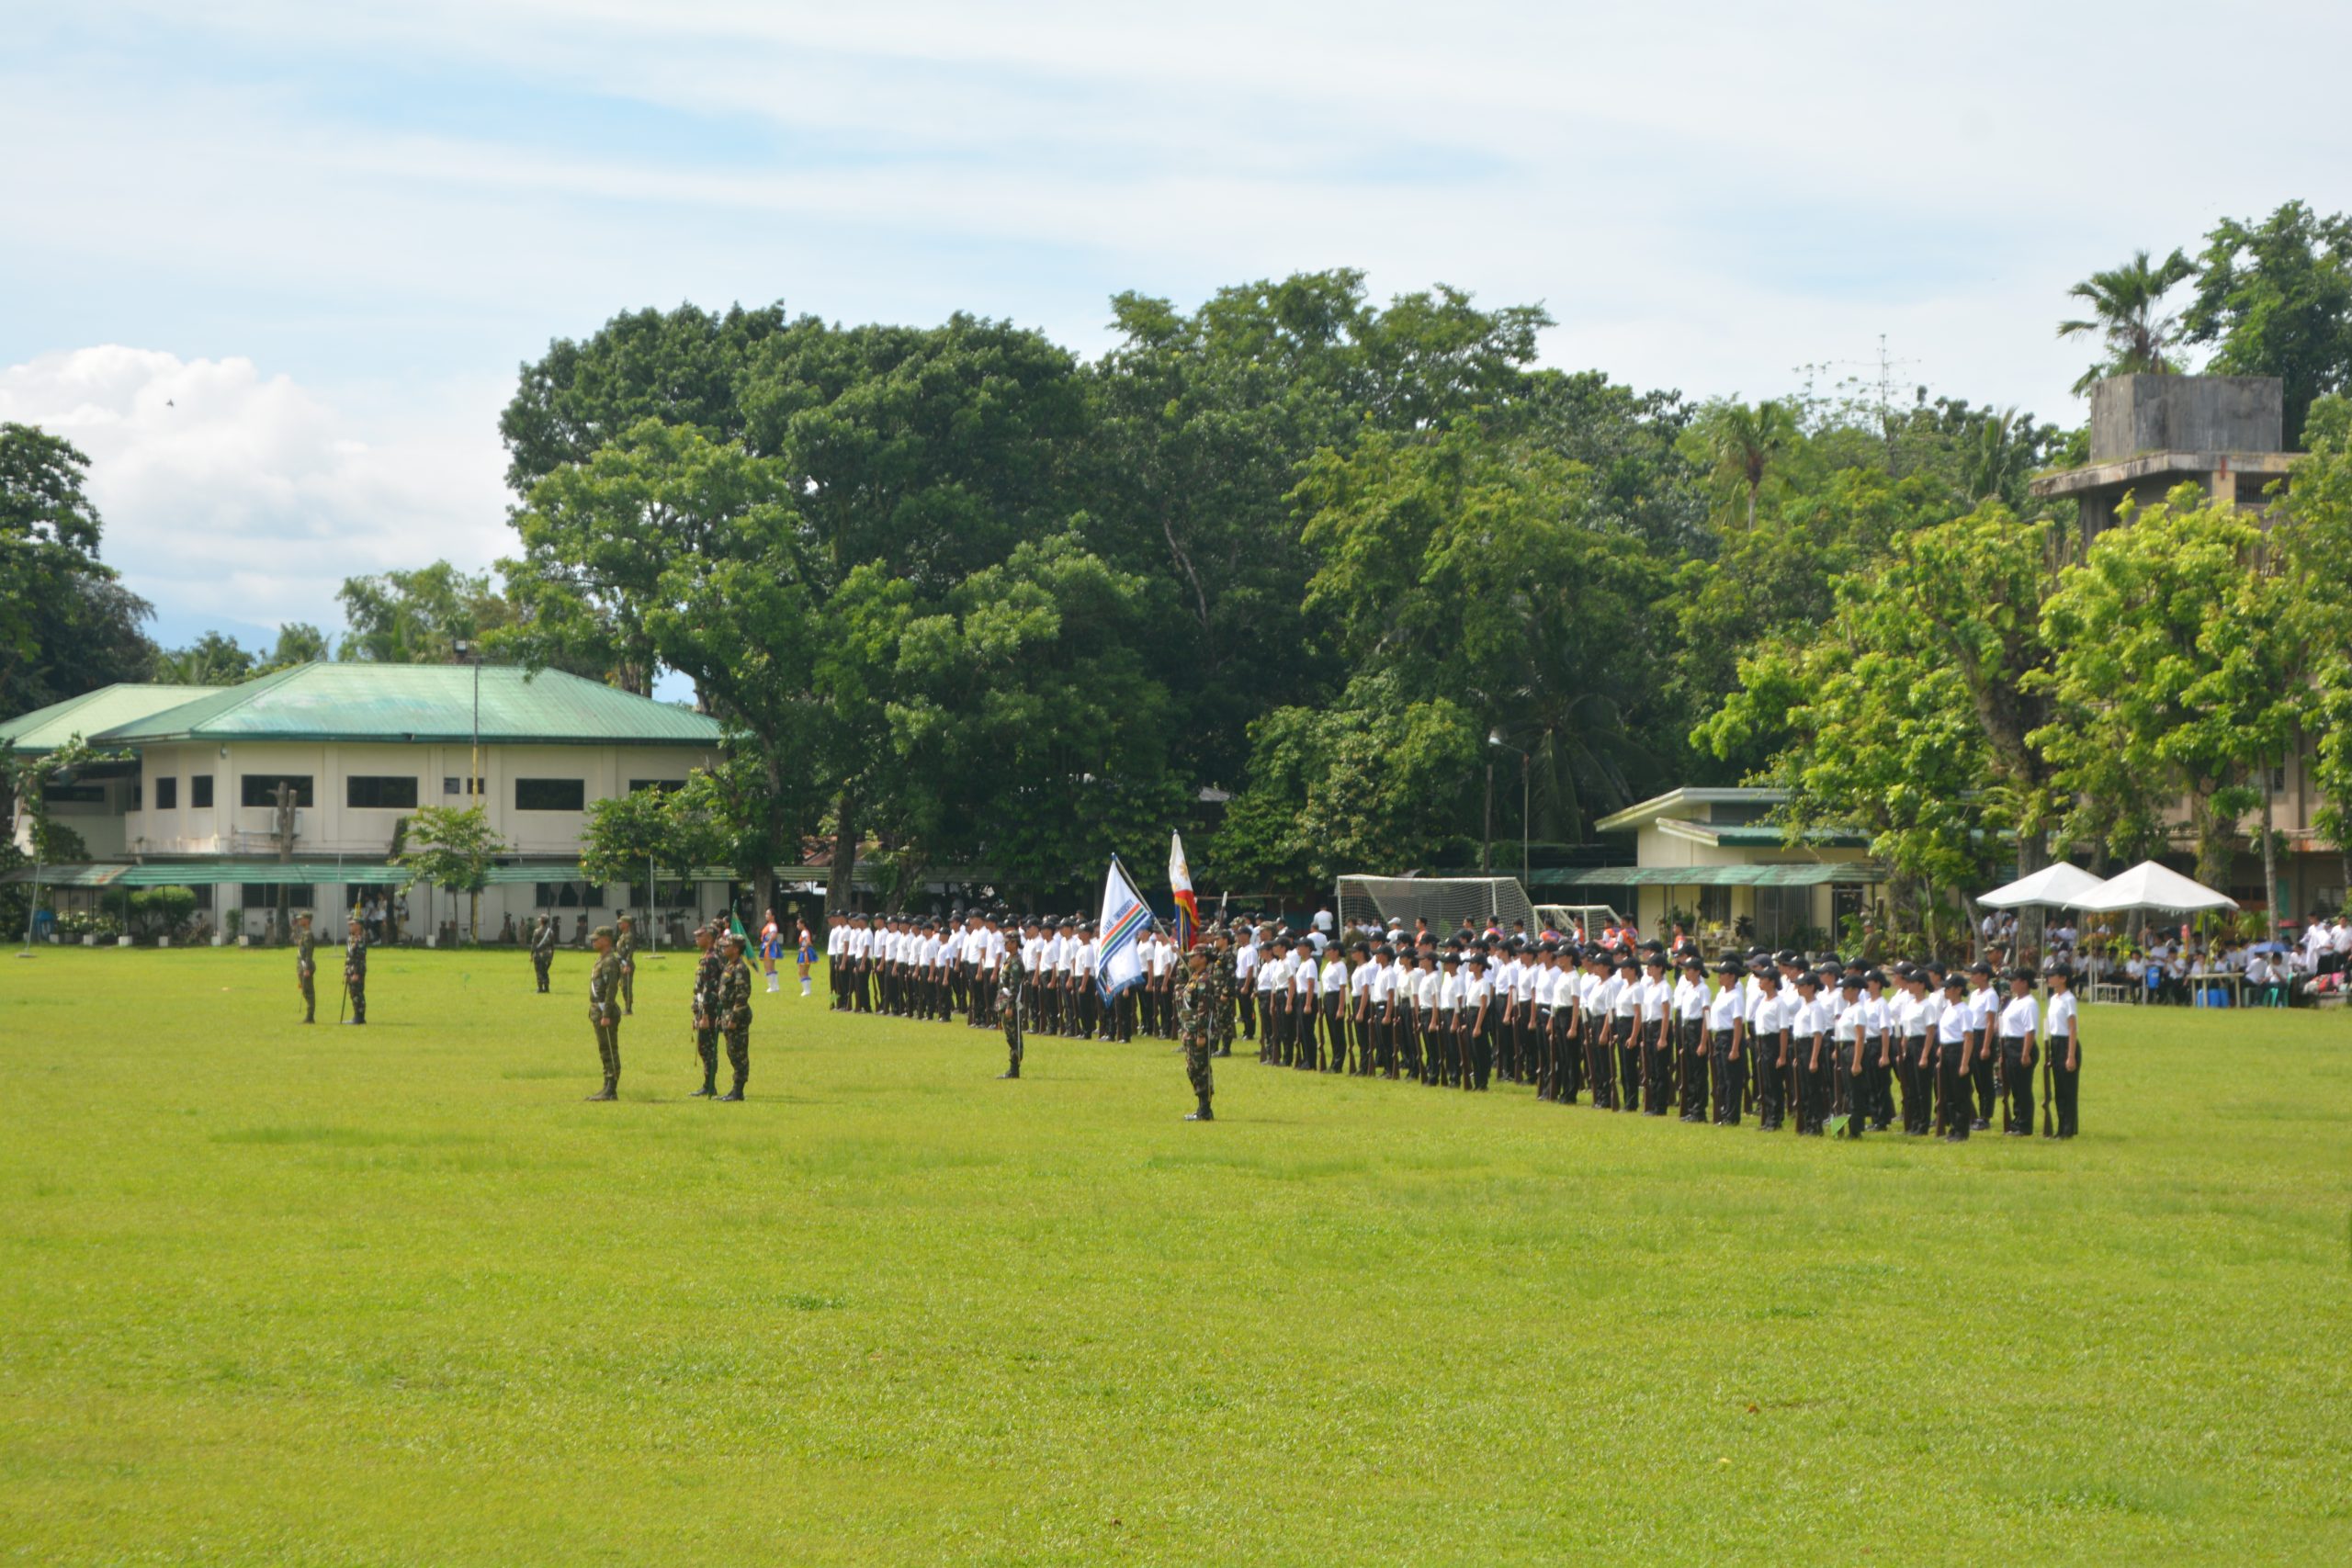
[2058,248,2195,395]
[1704,399,1794,529]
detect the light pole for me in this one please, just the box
[1488,729,1530,885]
[453,640,483,942]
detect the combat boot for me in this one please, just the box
[718,1076,745,1102]
[1185,1096,1214,1122]
[689,1070,716,1099]
[585,1077,618,1102]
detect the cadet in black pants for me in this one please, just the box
[2043,964,2081,1138]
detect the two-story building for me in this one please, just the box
[5,662,725,942]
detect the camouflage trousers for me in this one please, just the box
[724,1027,750,1085]
[1183,1035,1215,1101]
[347,978,366,1023]
[299,975,314,1021]
[695,1026,719,1082]
[534,955,551,993]
[594,1017,621,1082]
[1002,1000,1023,1069]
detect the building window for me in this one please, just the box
[242,884,315,908]
[241,773,315,807]
[629,779,687,795]
[628,879,698,909]
[534,881,605,908]
[347,775,419,809]
[514,778,585,812]
[154,776,178,810]
[191,775,213,808]
[1700,886,1730,926]
[443,776,484,797]
[130,781,142,809]
[2270,765,2288,795]
[40,784,106,804]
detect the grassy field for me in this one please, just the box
[1,946,2346,1566]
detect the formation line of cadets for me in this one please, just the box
[820,910,2083,1139]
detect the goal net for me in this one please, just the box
[1336,875,1536,939]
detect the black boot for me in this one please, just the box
[1185,1095,1214,1122]
[718,1076,745,1102]
[585,1077,617,1102]
[998,1061,1020,1079]
[689,1069,716,1099]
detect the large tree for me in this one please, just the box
[338,562,515,669]
[2030,488,2283,890]
[2185,201,2352,448]
[0,423,155,718]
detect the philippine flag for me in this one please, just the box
[1169,831,1201,951]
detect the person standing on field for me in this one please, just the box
[531,913,556,994]
[295,914,316,1023]
[2044,964,2081,1138]
[1176,946,1217,1121]
[716,931,753,1101]
[343,918,368,1026]
[797,917,815,998]
[996,931,1026,1079]
[760,908,782,994]
[689,922,724,1099]
[615,915,638,1017]
[585,925,622,1101]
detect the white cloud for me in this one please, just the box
[0,347,512,642]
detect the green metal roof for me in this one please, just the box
[0,684,228,754]
[1534,863,1883,888]
[88,663,720,748]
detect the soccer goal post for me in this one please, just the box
[1335,874,1536,938]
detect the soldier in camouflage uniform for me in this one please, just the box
[343,918,368,1025]
[586,925,622,1100]
[1206,927,1236,1058]
[531,914,556,994]
[295,914,316,1023]
[716,931,753,1101]
[1176,946,1216,1122]
[616,916,638,1016]
[689,921,724,1098]
[996,934,1026,1079]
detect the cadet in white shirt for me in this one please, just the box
[1750,971,1790,1131]
[1933,974,1975,1142]
[1295,940,1325,1070]
[1674,955,1712,1122]
[1831,973,1865,1138]
[1319,944,1351,1073]
[1964,961,1999,1132]
[1996,967,2040,1134]
[1611,955,1644,1114]
[2043,964,2081,1137]
[1462,953,1495,1090]
[1637,953,1673,1116]
[1706,956,1746,1125]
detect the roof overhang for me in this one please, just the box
[2029,449,2299,499]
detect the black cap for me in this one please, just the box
[1714,956,1744,975]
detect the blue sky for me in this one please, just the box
[5,0,2349,657]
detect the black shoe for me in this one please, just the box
[718,1085,744,1102]
[689,1082,715,1099]
[585,1087,617,1102]
[1971,1119,1989,1132]
[1185,1102,1215,1122]
[998,1068,1020,1079]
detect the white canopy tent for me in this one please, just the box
[1977,863,2107,909]
[2069,861,2239,915]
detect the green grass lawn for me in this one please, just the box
[2,947,2346,1565]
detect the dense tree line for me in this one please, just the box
[10,200,2352,915]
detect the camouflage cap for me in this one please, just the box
[592,924,616,942]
